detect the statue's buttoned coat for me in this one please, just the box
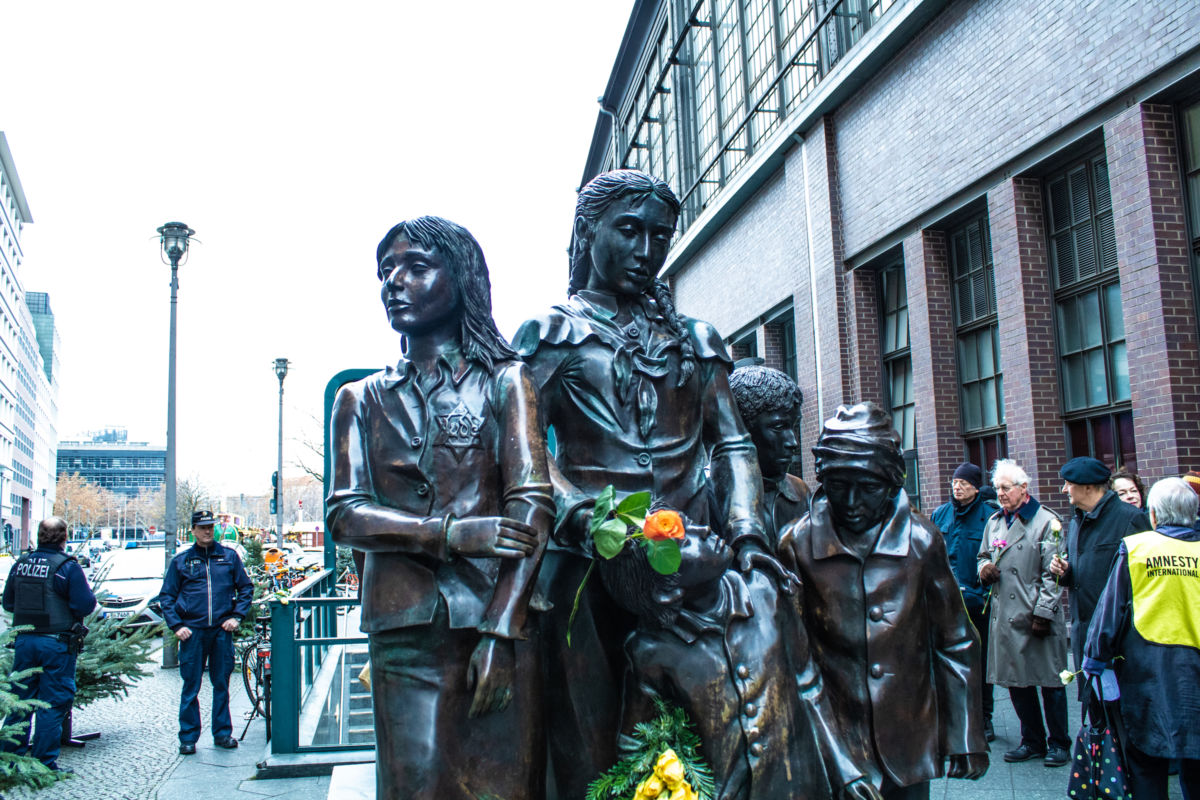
[778,489,985,789]
[975,499,1068,688]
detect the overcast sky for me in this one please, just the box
[3,1,632,501]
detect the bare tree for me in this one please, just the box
[53,473,113,532]
[291,411,325,484]
[175,476,213,534]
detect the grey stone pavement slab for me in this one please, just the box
[1,647,1187,800]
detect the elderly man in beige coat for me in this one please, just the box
[976,459,1070,768]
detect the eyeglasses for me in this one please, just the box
[994,483,1021,494]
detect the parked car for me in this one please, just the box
[93,545,168,629]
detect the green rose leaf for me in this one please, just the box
[594,519,629,560]
[591,485,617,535]
[615,490,652,520]
[645,538,682,575]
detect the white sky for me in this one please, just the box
[3,1,632,499]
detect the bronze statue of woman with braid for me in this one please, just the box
[514,169,782,800]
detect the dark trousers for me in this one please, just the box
[1126,745,1200,800]
[178,626,234,744]
[1,633,77,767]
[966,602,994,719]
[1009,685,1070,751]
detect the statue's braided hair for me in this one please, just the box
[571,170,694,386]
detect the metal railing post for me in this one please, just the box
[270,599,300,753]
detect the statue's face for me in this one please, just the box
[821,469,896,535]
[584,194,676,296]
[675,523,734,590]
[749,408,799,481]
[378,238,461,336]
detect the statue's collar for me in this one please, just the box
[381,354,472,390]
[809,489,911,560]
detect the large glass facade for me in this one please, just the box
[949,214,1007,472]
[1046,152,1134,469]
[613,0,895,232]
[880,263,918,504]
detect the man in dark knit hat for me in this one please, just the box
[931,463,999,742]
[1049,456,1149,676]
[780,403,988,800]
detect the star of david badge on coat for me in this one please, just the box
[435,401,484,462]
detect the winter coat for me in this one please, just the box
[1061,490,1149,668]
[779,489,985,789]
[976,498,1068,688]
[159,541,253,631]
[931,492,999,611]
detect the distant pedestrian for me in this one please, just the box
[977,459,1070,768]
[931,462,999,742]
[1084,477,1200,799]
[1049,457,1150,677]
[157,510,253,755]
[1110,468,1146,510]
[0,517,96,773]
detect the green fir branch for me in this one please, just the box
[586,699,716,800]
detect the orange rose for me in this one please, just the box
[643,509,685,541]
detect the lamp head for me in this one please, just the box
[157,221,195,266]
[274,358,289,381]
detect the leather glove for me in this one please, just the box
[1030,614,1052,638]
[978,562,1001,586]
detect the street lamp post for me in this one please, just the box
[158,221,194,669]
[274,358,289,549]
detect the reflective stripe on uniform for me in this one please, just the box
[1126,530,1200,648]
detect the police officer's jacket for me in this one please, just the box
[1084,524,1200,760]
[2,546,96,633]
[158,541,253,631]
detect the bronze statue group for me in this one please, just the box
[326,170,988,800]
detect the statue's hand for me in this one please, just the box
[446,517,538,559]
[737,544,797,595]
[467,636,516,718]
[843,778,883,800]
[947,753,988,780]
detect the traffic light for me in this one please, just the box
[270,471,279,515]
[269,498,277,515]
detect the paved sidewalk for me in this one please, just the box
[4,652,329,800]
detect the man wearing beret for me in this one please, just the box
[931,463,999,743]
[779,403,988,799]
[1049,457,1150,677]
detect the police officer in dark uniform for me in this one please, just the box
[1,516,96,773]
[157,510,253,755]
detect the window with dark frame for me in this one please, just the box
[1045,152,1134,471]
[880,263,919,506]
[730,330,759,361]
[948,214,1007,474]
[1179,99,1200,346]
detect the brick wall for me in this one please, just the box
[988,177,1067,505]
[834,0,1200,258]
[905,229,963,510]
[1106,103,1200,478]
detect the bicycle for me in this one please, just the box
[239,601,272,741]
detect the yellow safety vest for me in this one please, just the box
[1125,530,1200,649]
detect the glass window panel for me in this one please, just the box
[1067,419,1090,458]
[959,337,978,382]
[991,326,1002,373]
[963,383,981,431]
[1104,282,1125,341]
[976,329,995,376]
[996,375,1005,424]
[1080,289,1103,348]
[1063,355,1085,412]
[1109,341,1130,402]
[1091,416,1115,466]
[1086,349,1108,406]
[1117,411,1136,472]
[1058,297,1080,354]
[903,406,915,450]
[981,378,999,428]
[1188,174,1200,235]
[1184,104,1200,169]
[896,307,909,349]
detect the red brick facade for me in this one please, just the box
[904,230,963,509]
[1106,103,1200,476]
[987,177,1068,503]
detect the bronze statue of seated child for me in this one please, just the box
[598,519,879,800]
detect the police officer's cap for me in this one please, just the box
[191,510,218,527]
